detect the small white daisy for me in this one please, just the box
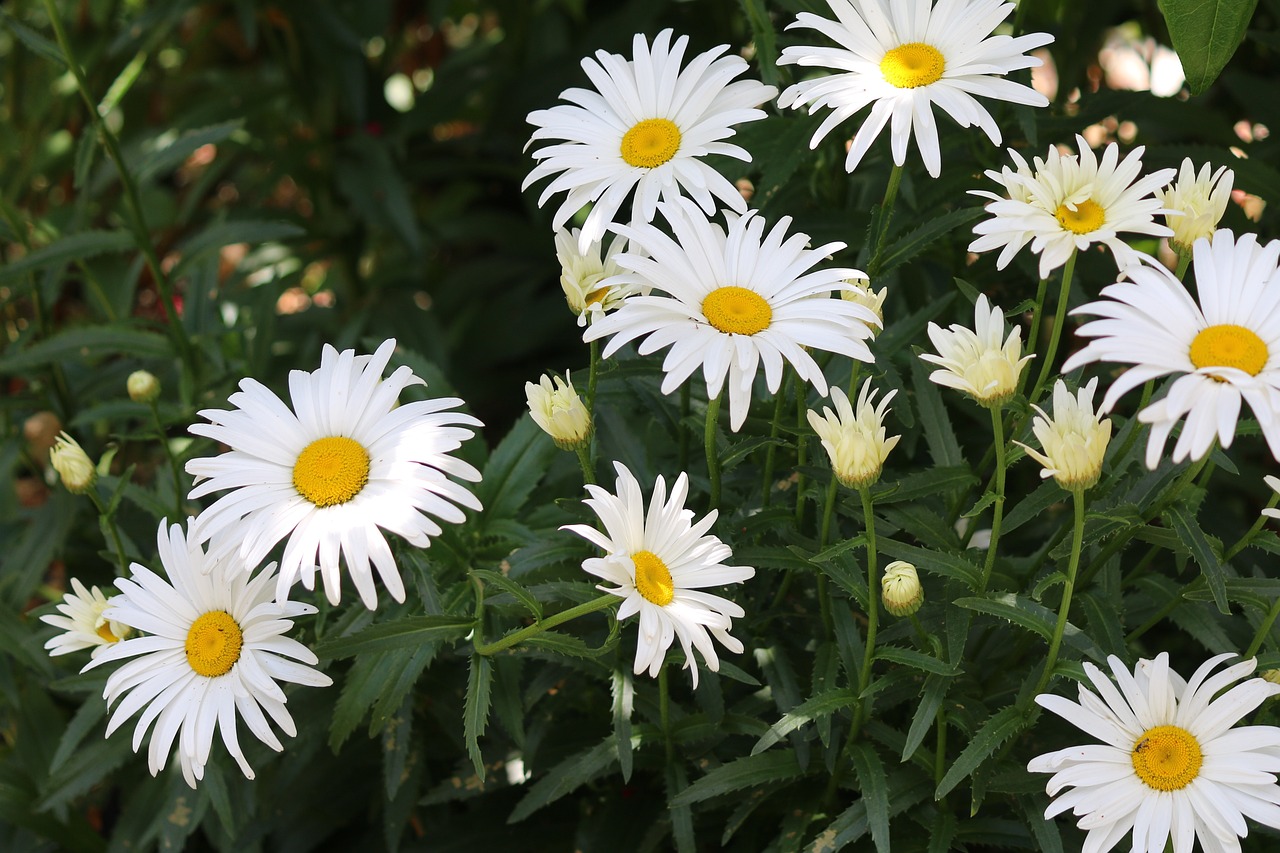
[1014,377,1112,491]
[806,379,900,489]
[920,293,1032,407]
[1161,158,1235,257]
[970,135,1177,278]
[1029,652,1280,853]
[186,338,483,609]
[554,227,641,326]
[40,578,131,658]
[561,462,754,686]
[1063,229,1280,468]
[776,0,1052,177]
[524,29,777,252]
[83,521,332,788]
[583,198,878,431]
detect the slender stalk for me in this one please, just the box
[659,663,674,764]
[1175,253,1192,282]
[854,486,880,728]
[87,490,129,576]
[848,360,862,400]
[818,479,838,639]
[474,594,616,656]
[794,380,808,528]
[979,406,1008,593]
[819,476,839,550]
[761,373,789,509]
[1225,491,1280,560]
[705,394,722,508]
[1019,277,1050,396]
[933,706,948,790]
[1032,489,1086,697]
[1245,598,1280,659]
[587,338,601,413]
[574,443,596,486]
[1028,250,1077,405]
[868,164,904,274]
[677,381,691,474]
[149,400,186,521]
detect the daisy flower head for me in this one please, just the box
[554,227,641,326]
[1161,158,1235,258]
[49,431,96,494]
[920,294,1032,407]
[583,198,878,431]
[84,521,332,788]
[970,135,1177,278]
[524,29,777,252]
[776,0,1053,178]
[186,338,483,609]
[806,379,900,489]
[561,462,754,686]
[1062,229,1280,469]
[525,371,592,450]
[1014,377,1112,491]
[41,578,132,658]
[1029,652,1280,853]
[841,276,887,331]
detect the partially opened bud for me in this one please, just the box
[1160,158,1233,258]
[525,372,592,450]
[49,432,96,494]
[841,276,887,332]
[127,370,161,403]
[882,560,923,617]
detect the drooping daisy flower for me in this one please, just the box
[1028,652,1280,853]
[554,228,639,326]
[806,379,900,488]
[776,0,1053,178]
[583,198,878,431]
[970,135,1177,278]
[1062,229,1280,468]
[41,578,131,658]
[83,522,332,788]
[920,294,1032,407]
[186,338,483,609]
[1014,377,1112,491]
[524,29,777,252]
[561,462,754,686]
[1161,158,1234,258]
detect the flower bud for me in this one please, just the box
[127,370,161,403]
[525,372,592,450]
[806,380,899,489]
[1015,378,1111,491]
[920,295,1032,409]
[1160,158,1233,258]
[49,432,97,494]
[882,560,923,617]
[841,276,887,332]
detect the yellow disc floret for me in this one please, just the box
[621,118,682,169]
[702,286,773,335]
[880,43,946,89]
[632,550,675,607]
[1131,725,1202,791]
[293,436,371,507]
[1190,324,1269,376]
[1054,199,1106,234]
[185,611,244,677]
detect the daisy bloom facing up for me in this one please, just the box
[84,522,332,788]
[806,379,900,489]
[561,462,754,686]
[1014,377,1112,491]
[186,338,483,609]
[524,29,776,252]
[970,135,1176,278]
[41,578,132,658]
[1063,229,1280,468]
[583,198,878,431]
[1028,652,1280,853]
[776,0,1052,177]
[1161,158,1235,258]
[920,294,1032,407]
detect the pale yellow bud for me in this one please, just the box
[127,370,161,403]
[882,561,923,617]
[806,380,900,489]
[1161,158,1233,258]
[525,372,592,450]
[49,432,97,494]
[841,277,887,332]
[920,294,1032,408]
[1015,378,1111,491]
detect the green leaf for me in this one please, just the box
[879,538,982,589]
[464,654,493,778]
[902,673,950,762]
[0,11,66,66]
[1002,479,1068,535]
[1157,0,1260,94]
[935,705,1029,798]
[739,0,779,87]
[472,569,541,620]
[873,465,977,504]
[751,688,856,755]
[670,751,803,806]
[0,323,171,374]
[508,738,620,823]
[170,219,306,276]
[875,645,958,676]
[872,207,984,276]
[848,742,891,853]
[516,624,618,660]
[911,358,963,468]
[136,120,244,182]
[1165,504,1230,614]
[806,773,932,853]
[0,230,134,286]
[313,614,473,659]
[476,415,557,526]
[666,761,696,853]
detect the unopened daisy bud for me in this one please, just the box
[127,369,161,403]
[1015,378,1112,491]
[920,294,1032,408]
[526,372,592,450]
[806,380,899,489]
[40,578,132,658]
[1161,158,1233,257]
[49,432,96,494]
[881,561,923,617]
[841,276,887,332]
[554,228,635,326]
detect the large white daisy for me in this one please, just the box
[1028,652,1280,853]
[970,135,1177,278]
[186,338,483,609]
[776,0,1052,178]
[83,521,331,788]
[561,462,754,686]
[1062,229,1280,468]
[524,29,777,252]
[582,198,878,431]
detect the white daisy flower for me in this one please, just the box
[555,227,640,326]
[583,198,878,431]
[40,578,131,658]
[1028,652,1280,853]
[83,521,332,789]
[1014,377,1112,491]
[186,338,483,609]
[1161,158,1235,258]
[776,0,1052,178]
[561,462,754,686]
[970,135,1177,278]
[920,293,1032,407]
[806,379,900,489]
[524,29,777,252]
[1062,229,1280,469]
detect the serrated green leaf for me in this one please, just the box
[170,219,306,276]
[872,207,984,276]
[935,705,1029,798]
[472,568,541,620]
[0,323,170,374]
[0,230,134,286]
[902,673,950,762]
[476,415,557,526]
[314,614,472,659]
[1166,504,1230,614]
[508,738,620,823]
[911,358,963,468]
[666,761,696,853]
[873,465,977,504]
[671,751,803,806]
[136,120,243,182]
[848,742,891,853]
[1157,0,1259,94]
[1002,478,1068,534]
[880,538,982,588]
[751,688,855,755]
[806,773,932,853]
[875,645,958,676]
[464,654,493,778]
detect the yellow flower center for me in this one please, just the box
[185,611,244,677]
[95,621,120,643]
[293,436,370,507]
[620,118,682,169]
[1054,199,1106,234]
[632,550,674,607]
[880,43,946,88]
[702,286,772,335]
[1190,324,1269,376]
[1131,725,1202,791]
[584,285,612,307]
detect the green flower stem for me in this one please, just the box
[868,164,904,274]
[574,443,596,486]
[1028,249,1077,406]
[87,489,129,576]
[979,406,1008,593]
[1245,598,1280,659]
[848,360,862,400]
[1032,488,1087,697]
[705,393,722,508]
[854,486,880,726]
[819,476,839,550]
[761,372,790,509]
[817,478,840,640]
[587,338,601,413]
[659,663,674,764]
[474,593,616,656]
[678,381,691,474]
[150,400,186,521]
[1020,276,1050,396]
[934,706,948,790]
[794,381,808,528]
[1225,492,1280,560]
[1175,253,1192,281]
